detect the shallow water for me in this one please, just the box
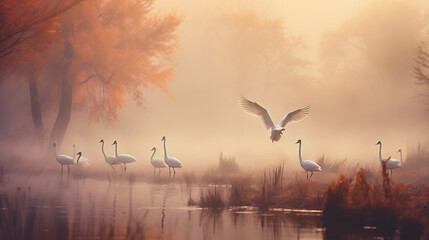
[0,173,324,240]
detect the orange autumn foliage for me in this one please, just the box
[0,0,84,77]
[47,0,181,123]
[2,0,181,126]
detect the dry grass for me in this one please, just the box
[200,153,241,185]
[278,174,326,209]
[322,164,428,239]
[0,165,6,185]
[253,163,284,211]
[187,190,197,206]
[404,143,429,169]
[229,175,254,206]
[316,155,346,173]
[226,164,326,211]
[183,162,328,211]
[198,185,225,209]
[217,153,239,174]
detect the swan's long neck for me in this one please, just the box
[163,140,168,160]
[378,143,383,162]
[150,150,156,162]
[101,142,107,159]
[298,142,303,163]
[73,145,75,160]
[399,151,402,163]
[114,143,118,157]
[54,145,58,157]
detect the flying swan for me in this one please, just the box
[239,96,310,142]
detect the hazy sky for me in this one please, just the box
[30,0,429,170]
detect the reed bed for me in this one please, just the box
[322,163,427,239]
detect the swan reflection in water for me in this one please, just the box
[200,210,222,238]
[161,192,166,232]
[259,211,322,240]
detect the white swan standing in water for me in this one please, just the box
[112,140,136,171]
[376,141,402,175]
[73,144,90,167]
[161,136,183,177]
[239,96,310,142]
[53,142,74,174]
[150,147,167,175]
[99,139,122,171]
[296,139,322,180]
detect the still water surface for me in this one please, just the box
[1,173,323,240]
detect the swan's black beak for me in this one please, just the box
[280,132,283,135]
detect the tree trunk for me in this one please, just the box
[49,63,73,149]
[28,80,44,142]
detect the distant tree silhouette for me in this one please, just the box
[320,1,423,76]
[218,11,307,93]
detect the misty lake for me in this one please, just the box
[0,172,324,240]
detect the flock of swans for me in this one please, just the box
[54,136,183,176]
[239,96,403,179]
[53,95,403,179]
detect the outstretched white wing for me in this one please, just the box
[278,105,310,127]
[239,96,274,130]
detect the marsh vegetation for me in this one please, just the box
[2,148,428,240]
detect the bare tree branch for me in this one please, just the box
[0,0,85,55]
[410,93,429,98]
[413,43,429,85]
[79,72,115,85]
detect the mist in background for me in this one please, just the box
[2,0,429,171]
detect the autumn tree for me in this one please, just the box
[1,0,181,150]
[0,0,84,67]
[0,0,85,141]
